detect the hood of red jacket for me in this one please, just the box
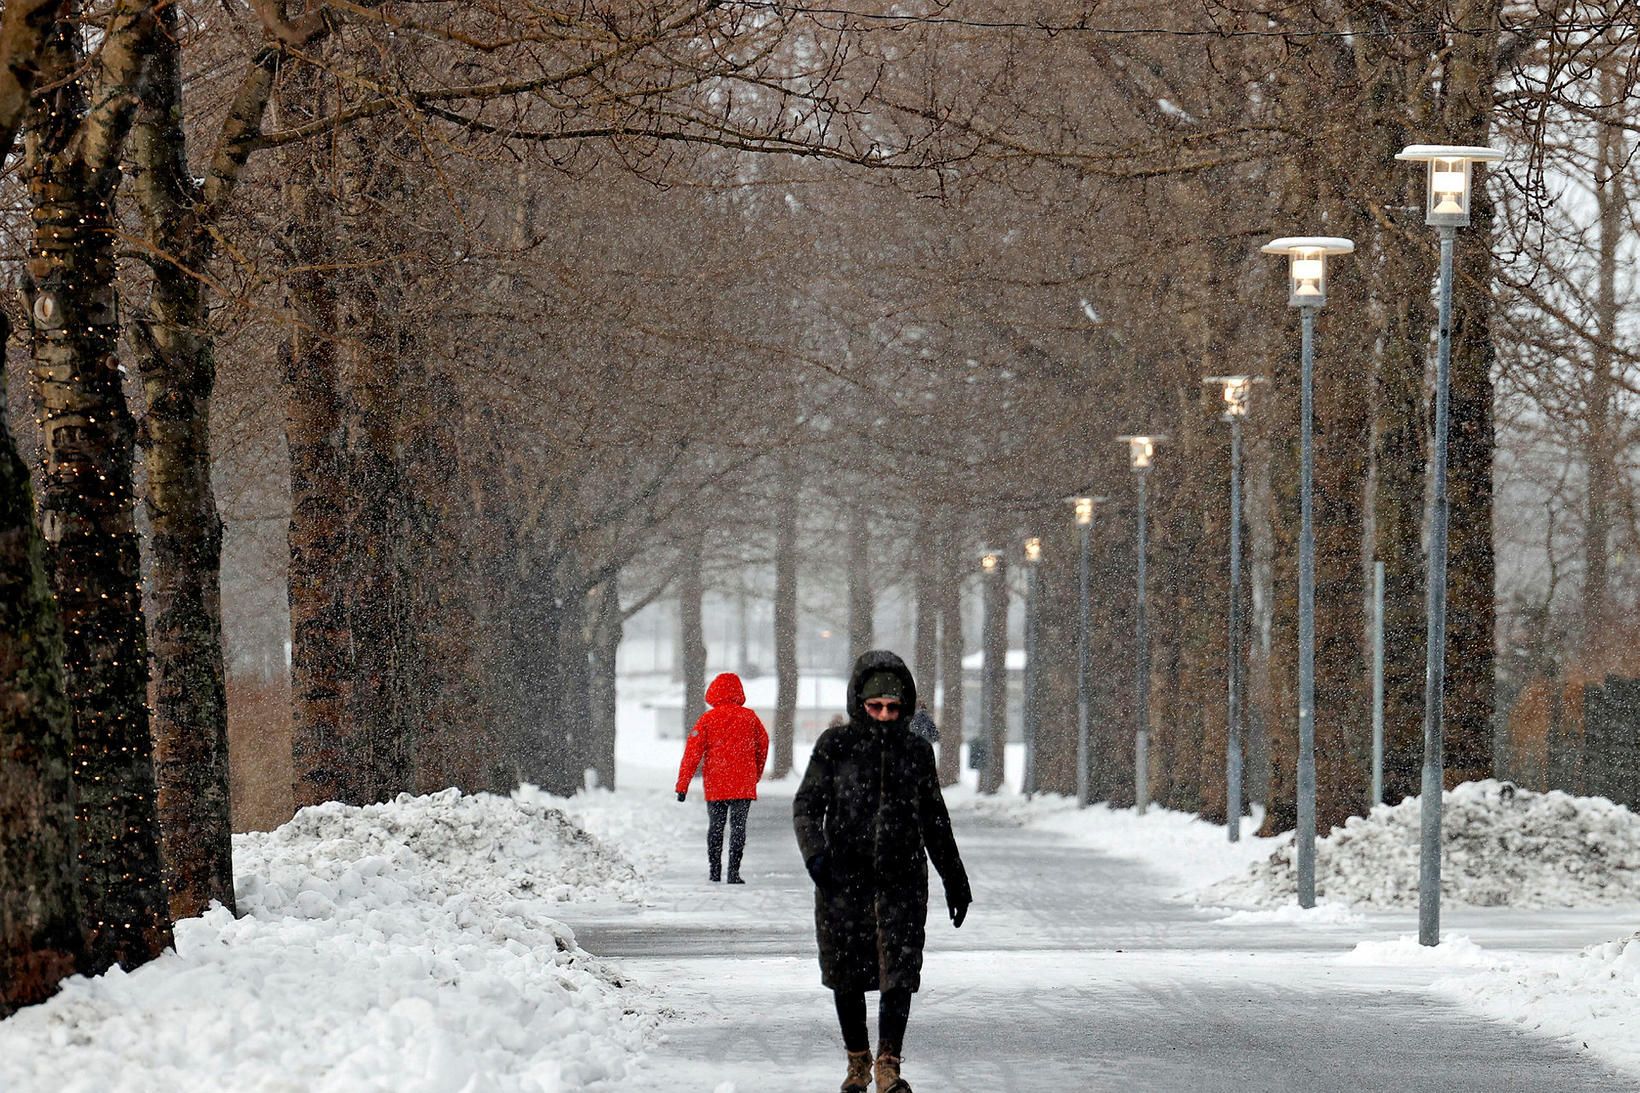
[704,672,745,708]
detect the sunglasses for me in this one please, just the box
[863,699,903,714]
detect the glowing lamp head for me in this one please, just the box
[1024,537,1043,564]
[1396,145,1502,228]
[1205,375,1260,418]
[1261,236,1353,308]
[980,550,1001,574]
[1118,435,1163,472]
[1073,496,1094,525]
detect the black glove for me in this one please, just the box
[676,791,686,802]
[805,852,829,888]
[948,896,970,928]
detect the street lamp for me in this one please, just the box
[1022,536,1043,797]
[1117,435,1164,815]
[1396,142,1503,947]
[1069,495,1107,807]
[1260,235,1353,909]
[1204,375,1263,842]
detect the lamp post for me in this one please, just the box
[977,547,1007,793]
[1117,435,1163,815]
[1204,375,1262,842]
[1396,143,1503,947]
[1070,496,1105,807]
[1022,536,1043,797]
[1260,235,1353,908]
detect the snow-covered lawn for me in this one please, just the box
[0,789,657,1093]
[951,789,1279,892]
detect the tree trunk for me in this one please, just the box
[1029,516,1080,797]
[771,454,799,778]
[26,15,172,970]
[128,0,233,918]
[847,500,873,664]
[978,551,1008,795]
[0,308,84,1017]
[588,573,621,791]
[1443,0,1501,787]
[283,66,360,808]
[340,243,412,802]
[1375,224,1433,806]
[1581,60,1621,661]
[1312,210,1372,832]
[936,517,966,787]
[912,514,938,701]
[679,534,707,733]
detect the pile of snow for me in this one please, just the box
[956,791,1278,892]
[1203,780,1640,910]
[1340,935,1501,968]
[1212,900,1363,926]
[1440,933,1640,1075]
[0,788,654,1093]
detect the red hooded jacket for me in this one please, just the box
[676,673,770,801]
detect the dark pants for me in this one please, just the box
[706,798,751,880]
[834,987,913,1058]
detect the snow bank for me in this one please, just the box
[1439,933,1640,1075]
[954,791,1278,892]
[1211,900,1363,926]
[1340,935,1501,968]
[1203,780,1640,909]
[0,788,653,1093]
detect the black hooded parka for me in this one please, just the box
[793,650,971,993]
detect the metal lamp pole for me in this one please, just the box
[1023,537,1043,797]
[1072,497,1101,807]
[1206,376,1261,841]
[1262,236,1353,908]
[1396,143,1502,946]
[1372,559,1385,809]
[1118,437,1162,815]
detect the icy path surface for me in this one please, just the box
[573,796,1633,1093]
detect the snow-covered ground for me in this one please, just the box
[1442,933,1640,1076]
[9,680,1640,1090]
[953,789,1277,893]
[0,789,657,1093]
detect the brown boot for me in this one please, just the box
[874,1052,911,1093]
[840,1049,872,1093]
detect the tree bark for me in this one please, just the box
[283,64,361,808]
[936,517,966,787]
[128,0,233,919]
[846,500,873,663]
[978,550,1008,795]
[26,9,173,972]
[912,514,938,707]
[771,454,799,778]
[588,573,621,791]
[679,533,707,733]
[1443,0,1501,786]
[0,308,84,1017]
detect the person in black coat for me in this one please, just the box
[794,650,971,1093]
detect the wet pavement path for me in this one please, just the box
[574,796,1634,1092]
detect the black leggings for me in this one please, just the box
[706,798,750,878]
[834,988,913,1058]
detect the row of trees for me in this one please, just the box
[2,0,1634,1017]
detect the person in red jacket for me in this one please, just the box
[676,672,770,883]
